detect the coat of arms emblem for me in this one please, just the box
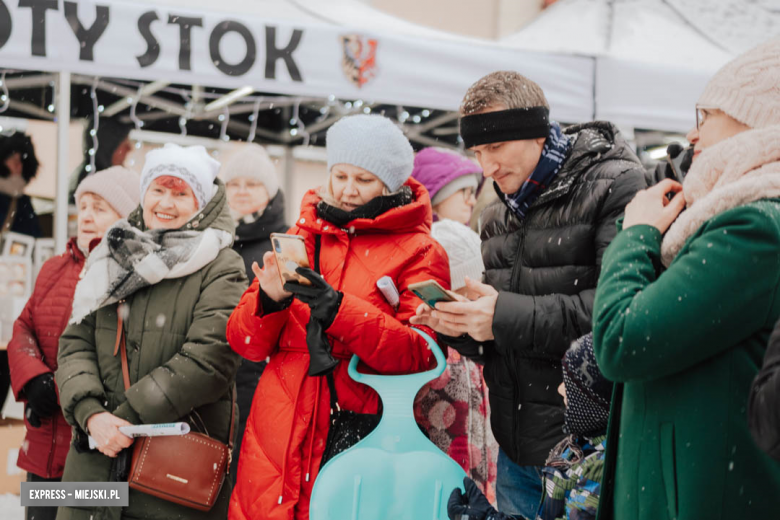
[341,35,378,88]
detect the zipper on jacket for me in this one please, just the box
[46,415,57,478]
[505,217,531,462]
[508,218,527,298]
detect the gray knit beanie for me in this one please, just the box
[221,143,279,199]
[326,115,414,192]
[75,166,140,218]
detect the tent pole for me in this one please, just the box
[54,71,71,254]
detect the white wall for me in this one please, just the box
[369,0,542,39]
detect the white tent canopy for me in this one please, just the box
[0,0,594,122]
[503,0,780,133]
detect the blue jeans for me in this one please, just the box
[496,448,544,520]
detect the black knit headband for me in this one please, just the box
[459,106,550,148]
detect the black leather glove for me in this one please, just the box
[24,373,60,419]
[284,267,343,329]
[305,318,339,377]
[448,477,509,520]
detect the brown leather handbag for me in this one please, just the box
[114,311,235,511]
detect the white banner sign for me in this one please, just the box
[0,0,594,121]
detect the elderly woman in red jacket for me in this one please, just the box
[7,166,138,520]
[227,115,450,520]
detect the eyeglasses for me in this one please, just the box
[695,105,718,130]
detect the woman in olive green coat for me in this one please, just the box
[56,144,247,520]
[593,39,780,520]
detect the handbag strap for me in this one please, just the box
[114,306,131,391]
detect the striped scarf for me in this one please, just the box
[504,122,571,220]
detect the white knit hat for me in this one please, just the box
[140,143,221,210]
[326,115,414,192]
[431,219,484,291]
[75,166,140,218]
[221,143,279,199]
[698,37,780,129]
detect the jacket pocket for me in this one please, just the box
[660,422,678,520]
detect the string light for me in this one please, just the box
[88,76,100,175]
[129,84,144,162]
[179,91,191,137]
[291,100,310,146]
[0,71,9,114]
[247,98,262,142]
[219,107,230,142]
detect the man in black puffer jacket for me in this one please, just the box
[412,71,646,519]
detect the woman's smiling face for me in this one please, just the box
[142,176,199,230]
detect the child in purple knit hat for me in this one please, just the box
[412,147,497,504]
[412,147,481,225]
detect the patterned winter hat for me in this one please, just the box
[561,333,613,437]
[140,143,221,210]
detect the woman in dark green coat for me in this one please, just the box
[56,144,247,520]
[593,38,780,520]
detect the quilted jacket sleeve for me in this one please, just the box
[226,277,293,362]
[492,165,646,360]
[326,239,449,374]
[56,311,107,432]
[116,252,247,424]
[8,284,51,400]
[749,317,780,462]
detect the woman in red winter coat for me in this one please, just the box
[7,167,138,520]
[227,115,450,520]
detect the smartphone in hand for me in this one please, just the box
[408,280,456,309]
[270,233,312,286]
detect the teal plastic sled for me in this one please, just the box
[310,328,467,520]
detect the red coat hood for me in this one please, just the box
[296,177,433,236]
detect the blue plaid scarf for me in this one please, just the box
[503,122,571,219]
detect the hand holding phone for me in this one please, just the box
[408,280,457,309]
[271,233,312,287]
[253,252,292,302]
